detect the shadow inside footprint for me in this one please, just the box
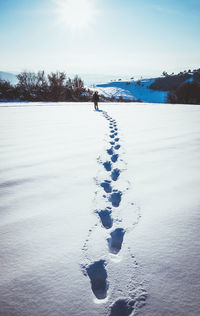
[103,161,112,171]
[111,168,120,181]
[114,145,120,150]
[109,298,135,316]
[107,228,125,254]
[101,180,112,193]
[107,148,114,156]
[110,141,115,145]
[86,260,109,300]
[97,207,113,229]
[109,190,122,207]
[115,137,119,142]
[111,154,119,163]
[110,134,115,139]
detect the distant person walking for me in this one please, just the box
[92,91,99,110]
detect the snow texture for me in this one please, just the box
[0,102,200,316]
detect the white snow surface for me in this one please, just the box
[93,79,167,103]
[0,102,200,316]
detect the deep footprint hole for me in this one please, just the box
[86,260,109,300]
[103,161,112,172]
[107,147,114,156]
[109,298,135,316]
[97,208,113,229]
[114,144,120,150]
[107,228,125,255]
[109,190,122,207]
[111,154,119,163]
[100,180,112,193]
[111,168,120,181]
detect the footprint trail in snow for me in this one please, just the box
[81,110,147,314]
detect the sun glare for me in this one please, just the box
[54,0,97,31]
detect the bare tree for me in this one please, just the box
[48,71,67,101]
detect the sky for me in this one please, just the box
[0,0,200,78]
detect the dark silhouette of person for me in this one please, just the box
[92,91,99,110]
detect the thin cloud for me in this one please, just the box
[149,4,184,16]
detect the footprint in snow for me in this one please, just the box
[114,144,120,150]
[100,180,112,193]
[109,190,122,207]
[86,260,109,299]
[109,298,135,316]
[111,168,120,181]
[103,161,112,172]
[111,154,119,163]
[96,207,113,229]
[115,137,120,142]
[107,147,114,156]
[107,228,125,254]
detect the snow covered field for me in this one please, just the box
[0,102,200,316]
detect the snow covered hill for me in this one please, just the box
[0,71,18,84]
[0,102,200,316]
[93,79,168,103]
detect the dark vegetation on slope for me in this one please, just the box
[0,71,109,102]
[150,68,200,104]
[167,81,200,104]
[149,68,200,91]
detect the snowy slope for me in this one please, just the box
[0,102,200,316]
[93,79,167,103]
[0,71,18,84]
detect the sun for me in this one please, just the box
[54,0,98,31]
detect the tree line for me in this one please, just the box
[0,71,97,102]
[1,68,200,104]
[167,81,200,104]
[149,68,200,104]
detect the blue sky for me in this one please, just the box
[0,0,200,77]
